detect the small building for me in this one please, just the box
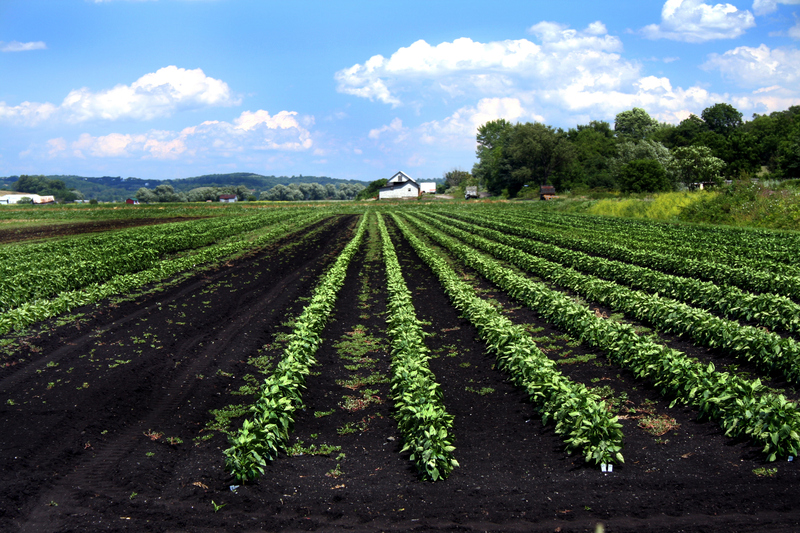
[125,198,140,205]
[420,182,437,194]
[219,194,237,203]
[539,185,557,200]
[378,171,420,200]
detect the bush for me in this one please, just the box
[616,159,672,193]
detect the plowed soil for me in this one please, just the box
[0,214,798,532]
[0,217,205,244]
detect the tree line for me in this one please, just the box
[471,103,800,196]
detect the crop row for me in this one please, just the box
[377,213,458,481]
[0,209,309,312]
[390,213,625,466]
[444,210,800,303]
[429,212,800,336]
[503,210,800,277]
[420,213,800,385]
[224,214,367,482]
[0,212,326,336]
[507,207,800,264]
[403,213,800,462]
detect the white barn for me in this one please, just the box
[378,171,420,200]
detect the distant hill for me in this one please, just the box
[0,173,368,202]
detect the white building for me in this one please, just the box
[378,171,420,200]
[420,182,437,194]
[0,194,56,205]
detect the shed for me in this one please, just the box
[219,194,238,203]
[378,171,420,200]
[126,198,140,205]
[539,185,557,200]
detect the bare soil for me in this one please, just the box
[0,217,206,244]
[0,214,797,532]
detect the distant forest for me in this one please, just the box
[0,173,368,202]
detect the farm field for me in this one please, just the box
[1,202,799,532]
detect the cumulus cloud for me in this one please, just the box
[702,43,800,87]
[0,66,239,126]
[640,0,755,42]
[418,98,533,147]
[335,22,633,108]
[752,0,800,15]
[1,41,47,52]
[44,108,312,161]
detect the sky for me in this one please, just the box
[1,0,800,183]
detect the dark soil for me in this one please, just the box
[0,214,798,532]
[0,217,205,244]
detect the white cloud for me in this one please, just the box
[640,0,756,42]
[702,43,800,87]
[46,108,313,162]
[790,18,800,39]
[1,41,47,52]
[0,66,239,126]
[368,118,405,139]
[418,98,532,148]
[752,0,800,15]
[335,22,633,109]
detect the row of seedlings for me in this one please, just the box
[0,212,326,336]
[418,213,800,383]
[224,214,368,482]
[391,213,625,467]
[377,213,458,481]
[443,210,800,302]
[403,213,800,462]
[428,212,800,335]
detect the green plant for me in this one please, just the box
[211,500,227,512]
[753,467,778,477]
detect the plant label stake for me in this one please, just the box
[601,463,613,473]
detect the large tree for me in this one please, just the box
[472,119,513,195]
[701,103,743,135]
[614,108,659,140]
[669,145,725,186]
[502,122,574,196]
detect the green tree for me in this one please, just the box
[355,179,388,200]
[614,108,658,140]
[669,145,725,186]
[617,159,672,193]
[564,120,617,190]
[443,169,471,188]
[472,119,513,195]
[504,122,574,196]
[701,103,743,135]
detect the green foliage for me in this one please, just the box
[394,213,624,466]
[670,145,725,185]
[356,179,388,200]
[614,107,659,140]
[377,213,458,481]
[224,213,368,482]
[616,159,672,193]
[414,208,800,462]
[701,103,743,135]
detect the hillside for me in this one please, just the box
[0,173,367,202]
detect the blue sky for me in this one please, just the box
[1,0,800,183]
